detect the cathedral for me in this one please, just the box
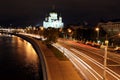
[43,12,64,28]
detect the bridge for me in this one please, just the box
[0,28,24,33]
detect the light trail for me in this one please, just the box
[52,43,120,80]
[19,34,120,80]
[71,48,120,80]
[71,42,120,64]
[52,43,103,80]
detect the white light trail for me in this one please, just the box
[52,43,120,80]
[71,48,120,80]
[52,43,102,80]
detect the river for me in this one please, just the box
[0,33,42,80]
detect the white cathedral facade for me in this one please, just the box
[43,12,64,28]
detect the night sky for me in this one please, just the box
[0,0,120,27]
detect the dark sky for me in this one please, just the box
[0,0,120,27]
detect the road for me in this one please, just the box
[19,33,120,80]
[53,39,120,80]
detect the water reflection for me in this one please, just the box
[0,34,41,80]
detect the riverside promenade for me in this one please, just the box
[16,34,83,80]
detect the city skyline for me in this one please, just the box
[0,0,120,27]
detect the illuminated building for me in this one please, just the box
[43,12,64,28]
[98,21,120,36]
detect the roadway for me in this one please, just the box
[52,39,120,80]
[17,33,120,80]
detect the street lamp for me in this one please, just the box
[40,26,44,31]
[67,28,72,39]
[103,33,120,80]
[103,40,109,80]
[95,27,99,41]
[68,28,72,33]
[119,33,120,36]
[39,26,44,39]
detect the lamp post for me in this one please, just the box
[68,28,72,33]
[67,28,72,40]
[103,33,120,80]
[95,27,99,41]
[39,26,44,38]
[40,26,44,31]
[103,40,109,80]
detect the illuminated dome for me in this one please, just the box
[43,12,64,28]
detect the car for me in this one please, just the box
[85,41,93,46]
[92,43,101,48]
[114,47,120,53]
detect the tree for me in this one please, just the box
[43,27,59,43]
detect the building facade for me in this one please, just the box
[98,21,120,36]
[43,12,64,28]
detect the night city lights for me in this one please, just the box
[0,0,120,80]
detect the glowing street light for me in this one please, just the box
[118,33,120,36]
[67,28,72,33]
[40,26,44,31]
[67,28,73,39]
[33,27,36,30]
[103,40,109,80]
[95,27,99,31]
[39,27,44,39]
[95,27,100,41]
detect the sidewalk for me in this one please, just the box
[38,41,83,80]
